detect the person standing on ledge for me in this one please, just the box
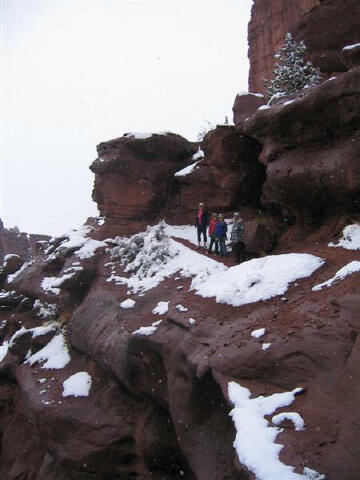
[231,212,246,264]
[195,202,209,249]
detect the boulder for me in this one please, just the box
[2,254,24,276]
[232,92,265,128]
[90,132,196,233]
[244,218,277,253]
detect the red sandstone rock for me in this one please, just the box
[342,43,360,70]
[243,67,360,218]
[166,126,264,225]
[90,133,196,235]
[232,92,265,128]
[248,0,320,94]
[292,0,360,75]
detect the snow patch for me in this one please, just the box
[191,254,324,307]
[62,372,92,397]
[192,147,205,160]
[328,224,360,250]
[26,333,70,369]
[262,343,272,351]
[312,261,360,291]
[176,304,188,312]
[152,301,169,315]
[228,381,324,480]
[251,328,266,339]
[174,160,201,177]
[133,320,162,336]
[0,342,9,362]
[272,412,305,431]
[258,105,271,110]
[120,298,136,309]
[343,42,360,51]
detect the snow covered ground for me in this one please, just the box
[191,254,324,307]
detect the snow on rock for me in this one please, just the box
[251,328,266,339]
[176,304,188,312]
[189,318,196,326]
[328,224,360,250]
[152,301,169,315]
[228,381,324,480]
[62,372,92,398]
[342,42,360,51]
[76,239,107,259]
[192,147,205,160]
[272,412,305,431]
[9,323,59,346]
[25,333,70,369]
[120,299,136,309]
[33,300,57,320]
[262,343,272,351]
[174,160,201,177]
[133,320,162,336]
[6,262,30,284]
[47,225,106,259]
[237,91,264,98]
[192,254,324,307]
[123,131,168,139]
[258,105,271,110]
[312,261,360,291]
[0,342,9,362]
[283,100,295,106]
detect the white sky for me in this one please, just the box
[1,0,252,235]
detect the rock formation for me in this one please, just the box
[0,220,50,263]
[1,2,360,479]
[248,0,320,94]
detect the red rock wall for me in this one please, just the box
[248,0,320,94]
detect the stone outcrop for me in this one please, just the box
[242,66,360,219]
[166,126,265,225]
[0,221,49,263]
[248,0,320,94]
[292,0,360,75]
[90,133,196,237]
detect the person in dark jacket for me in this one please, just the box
[215,214,228,257]
[231,212,245,264]
[195,202,209,248]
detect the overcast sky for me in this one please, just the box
[2,0,252,235]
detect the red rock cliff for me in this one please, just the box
[248,0,320,94]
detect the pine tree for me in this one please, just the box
[264,33,321,101]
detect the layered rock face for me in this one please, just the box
[166,126,265,225]
[248,0,320,94]
[292,0,360,75]
[90,133,196,236]
[241,67,360,220]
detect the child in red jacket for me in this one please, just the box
[207,213,219,254]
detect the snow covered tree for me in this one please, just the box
[264,33,321,100]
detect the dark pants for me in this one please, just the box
[233,241,246,263]
[197,225,207,243]
[218,236,227,256]
[208,236,218,253]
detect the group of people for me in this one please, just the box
[195,202,246,264]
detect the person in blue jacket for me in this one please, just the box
[215,214,228,257]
